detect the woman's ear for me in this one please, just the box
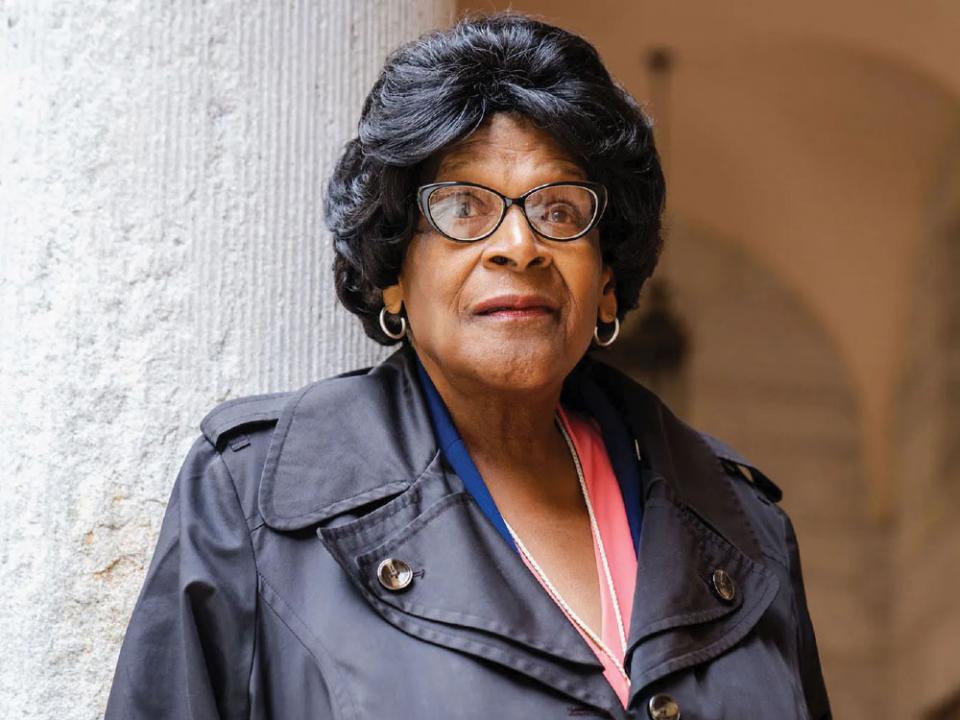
[598,265,617,324]
[382,283,404,314]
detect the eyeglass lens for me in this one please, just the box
[426,184,599,241]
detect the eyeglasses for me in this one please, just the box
[416,180,608,243]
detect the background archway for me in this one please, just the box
[456,3,960,713]
[604,219,882,720]
[894,136,960,719]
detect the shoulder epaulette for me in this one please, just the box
[200,391,292,449]
[699,431,783,503]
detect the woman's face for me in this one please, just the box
[383,112,617,395]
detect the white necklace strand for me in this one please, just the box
[556,414,629,654]
[502,413,629,682]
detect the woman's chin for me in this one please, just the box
[459,336,581,393]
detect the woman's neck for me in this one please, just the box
[416,350,576,496]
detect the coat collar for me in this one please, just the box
[258,344,436,531]
[259,342,763,564]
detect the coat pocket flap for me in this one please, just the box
[322,491,627,716]
[352,492,603,667]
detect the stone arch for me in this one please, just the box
[893,127,960,719]
[603,217,884,719]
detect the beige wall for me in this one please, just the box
[461,0,960,521]
[894,144,960,719]
[619,221,886,719]
[457,1,960,716]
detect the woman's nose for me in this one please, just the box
[480,204,553,271]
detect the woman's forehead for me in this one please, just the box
[434,117,587,181]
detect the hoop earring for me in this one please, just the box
[379,306,407,340]
[593,317,620,347]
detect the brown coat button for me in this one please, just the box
[711,568,737,603]
[376,558,414,591]
[648,693,681,719]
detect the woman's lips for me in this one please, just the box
[479,307,553,319]
[472,294,559,319]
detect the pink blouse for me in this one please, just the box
[514,405,638,707]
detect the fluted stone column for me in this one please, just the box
[0,1,454,716]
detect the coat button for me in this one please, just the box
[711,568,737,603]
[376,558,414,591]
[647,693,681,719]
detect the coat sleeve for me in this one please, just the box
[780,508,833,720]
[105,435,258,720]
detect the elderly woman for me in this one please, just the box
[106,12,831,720]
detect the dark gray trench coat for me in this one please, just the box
[105,344,832,719]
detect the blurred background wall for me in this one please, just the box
[455,1,960,718]
[1,1,958,718]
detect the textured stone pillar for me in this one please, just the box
[0,1,454,716]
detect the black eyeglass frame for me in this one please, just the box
[416,180,609,243]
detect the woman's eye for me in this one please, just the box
[543,203,579,224]
[452,193,484,217]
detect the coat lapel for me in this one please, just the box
[579,361,782,707]
[257,346,780,716]
[318,475,626,715]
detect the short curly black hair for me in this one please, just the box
[324,11,666,345]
